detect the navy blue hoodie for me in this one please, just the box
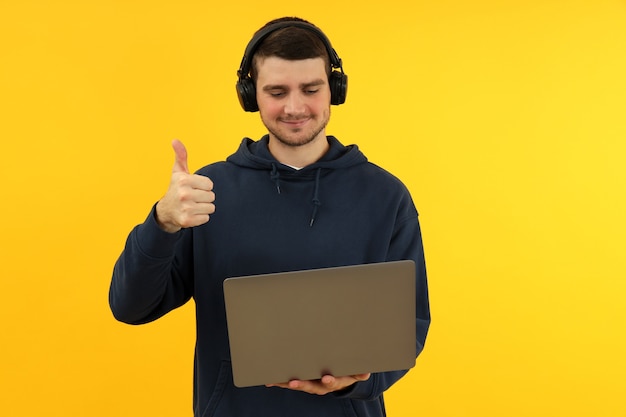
[110,135,430,417]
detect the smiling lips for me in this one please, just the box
[280,117,311,128]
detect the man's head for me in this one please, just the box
[236,17,347,112]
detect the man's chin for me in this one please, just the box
[270,131,318,148]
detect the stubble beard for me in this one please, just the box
[264,109,330,148]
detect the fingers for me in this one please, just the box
[172,139,189,174]
[266,373,371,395]
[172,170,214,193]
[164,175,215,229]
[318,373,370,392]
[171,139,213,192]
[155,140,216,233]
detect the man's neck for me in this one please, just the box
[267,134,330,168]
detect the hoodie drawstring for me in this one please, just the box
[269,165,322,227]
[270,163,281,194]
[309,168,322,227]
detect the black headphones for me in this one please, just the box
[236,21,348,112]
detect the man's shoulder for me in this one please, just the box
[358,161,408,186]
[195,160,233,176]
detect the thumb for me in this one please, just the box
[171,139,189,174]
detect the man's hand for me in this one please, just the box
[155,140,216,233]
[266,373,371,396]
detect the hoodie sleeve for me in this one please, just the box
[109,205,194,324]
[335,192,431,400]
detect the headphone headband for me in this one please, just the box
[237,21,343,80]
[236,20,348,112]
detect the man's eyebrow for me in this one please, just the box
[262,84,287,91]
[301,79,326,88]
[261,79,326,91]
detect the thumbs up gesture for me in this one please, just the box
[155,140,216,233]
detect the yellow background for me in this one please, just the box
[1,0,625,416]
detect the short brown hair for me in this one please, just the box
[250,17,331,81]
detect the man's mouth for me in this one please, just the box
[281,117,311,128]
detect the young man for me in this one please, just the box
[110,16,430,417]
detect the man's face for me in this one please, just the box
[255,56,331,148]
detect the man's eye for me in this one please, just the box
[305,89,319,95]
[270,92,285,97]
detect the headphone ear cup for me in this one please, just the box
[329,71,348,105]
[236,77,259,112]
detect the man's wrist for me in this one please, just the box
[155,201,181,233]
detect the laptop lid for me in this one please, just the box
[223,260,416,388]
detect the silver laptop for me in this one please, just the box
[223,260,416,387]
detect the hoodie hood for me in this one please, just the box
[226,135,367,171]
[226,135,368,226]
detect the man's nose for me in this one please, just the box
[284,92,306,114]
